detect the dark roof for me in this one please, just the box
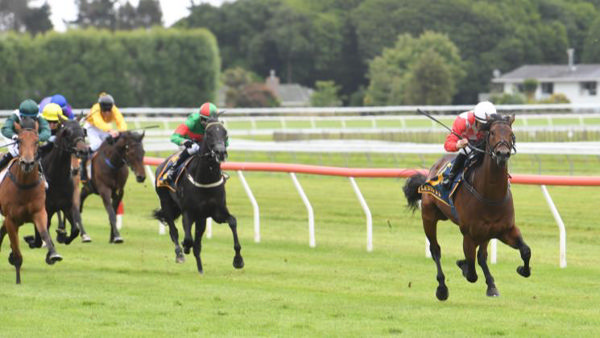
[492,64,600,83]
[277,84,313,107]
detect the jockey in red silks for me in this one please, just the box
[441,101,497,189]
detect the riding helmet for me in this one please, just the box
[199,102,218,120]
[19,99,39,117]
[42,103,67,122]
[98,93,115,111]
[474,101,497,123]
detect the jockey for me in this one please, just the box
[441,101,497,189]
[39,94,74,120]
[0,99,51,170]
[81,92,127,181]
[39,103,68,157]
[161,102,225,182]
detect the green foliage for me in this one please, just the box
[538,93,570,104]
[582,17,600,62]
[73,0,162,31]
[310,80,341,107]
[222,67,278,108]
[365,31,465,106]
[0,28,220,108]
[523,78,539,102]
[489,93,527,105]
[0,0,53,34]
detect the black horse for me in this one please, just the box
[24,118,91,248]
[80,131,146,243]
[153,118,244,274]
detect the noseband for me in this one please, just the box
[487,121,517,161]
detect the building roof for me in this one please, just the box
[492,64,600,83]
[277,84,313,107]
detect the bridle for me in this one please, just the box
[198,122,227,161]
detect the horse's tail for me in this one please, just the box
[403,173,427,213]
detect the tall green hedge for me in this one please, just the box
[0,28,220,109]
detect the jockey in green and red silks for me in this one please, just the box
[162,102,228,182]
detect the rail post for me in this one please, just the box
[290,173,315,248]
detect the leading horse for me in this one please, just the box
[0,117,62,284]
[153,117,244,274]
[403,114,531,300]
[80,131,146,243]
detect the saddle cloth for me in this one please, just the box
[156,151,192,192]
[418,160,463,209]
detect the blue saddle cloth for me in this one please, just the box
[417,159,463,217]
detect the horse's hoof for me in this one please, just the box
[457,260,477,283]
[197,269,204,275]
[46,252,63,265]
[8,253,16,266]
[487,286,500,297]
[23,236,39,248]
[436,285,449,301]
[112,237,124,244]
[183,246,191,255]
[517,266,531,278]
[56,233,66,244]
[176,255,185,263]
[81,234,92,243]
[233,256,244,269]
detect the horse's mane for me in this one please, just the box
[98,130,143,151]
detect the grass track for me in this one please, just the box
[1,158,599,336]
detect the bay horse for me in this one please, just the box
[24,118,91,248]
[403,114,530,300]
[80,131,146,243]
[152,117,244,274]
[0,117,62,284]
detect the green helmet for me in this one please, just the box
[19,99,39,117]
[199,102,218,120]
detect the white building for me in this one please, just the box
[491,62,600,105]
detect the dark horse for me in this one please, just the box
[24,118,91,248]
[80,131,146,243]
[403,114,531,300]
[0,117,62,283]
[153,118,244,274]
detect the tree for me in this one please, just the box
[23,3,53,35]
[310,80,341,107]
[222,67,279,108]
[136,0,162,29]
[365,31,465,105]
[523,78,538,102]
[0,0,52,34]
[73,0,117,30]
[403,50,453,105]
[582,17,600,62]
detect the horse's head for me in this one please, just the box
[481,114,516,167]
[14,117,39,173]
[202,118,228,163]
[119,131,146,183]
[56,118,89,158]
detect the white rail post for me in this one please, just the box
[206,218,213,239]
[144,165,167,235]
[237,170,260,243]
[541,185,567,268]
[290,173,315,248]
[490,239,497,264]
[349,177,373,252]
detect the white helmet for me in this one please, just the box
[474,101,497,123]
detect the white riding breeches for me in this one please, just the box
[8,140,19,157]
[85,123,110,152]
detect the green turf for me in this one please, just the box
[1,154,599,336]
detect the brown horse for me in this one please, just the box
[403,114,530,300]
[0,117,62,284]
[80,131,146,243]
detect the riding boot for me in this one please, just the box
[164,150,191,182]
[80,149,91,182]
[442,152,467,190]
[38,161,49,189]
[0,152,14,171]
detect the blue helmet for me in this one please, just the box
[51,94,68,109]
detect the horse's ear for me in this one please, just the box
[58,115,67,124]
[217,110,226,117]
[508,113,515,126]
[140,130,145,140]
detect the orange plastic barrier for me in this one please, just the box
[144,157,600,186]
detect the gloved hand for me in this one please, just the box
[188,143,200,154]
[182,140,193,148]
[48,135,56,143]
[11,135,18,141]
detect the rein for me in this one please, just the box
[462,176,510,206]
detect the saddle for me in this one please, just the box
[156,152,193,192]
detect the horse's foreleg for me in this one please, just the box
[192,218,206,274]
[70,204,91,243]
[99,189,122,244]
[33,211,62,265]
[5,218,23,284]
[56,210,67,243]
[500,226,531,278]
[477,241,499,297]
[0,224,6,251]
[457,235,478,283]
[226,215,244,269]
[62,208,81,245]
[79,186,91,213]
[422,209,448,301]
[181,211,194,255]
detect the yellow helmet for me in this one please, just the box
[42,103,67,122]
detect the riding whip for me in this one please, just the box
[416,108,463,139]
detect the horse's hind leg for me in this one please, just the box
[56,210,68,243]
[227,215,244,269]
[62,208,82,245]
[99,188,121,243]
[181,211,194,255]
[422,206,448,301]
[5,219,23,284]
[477,241,499,297]
[457,235,478,283]
[70,204,91,243]
[500,226,531,278]
[0,224,6,251]
[192,217,207,274]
